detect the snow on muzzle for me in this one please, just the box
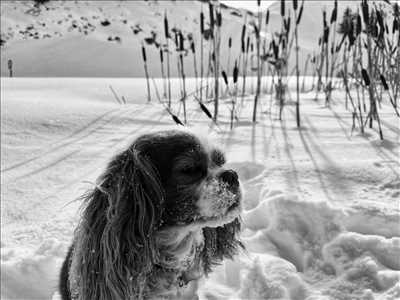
[196,169,242,226]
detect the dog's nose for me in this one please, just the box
[219,169,239,187]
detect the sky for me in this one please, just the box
[221,0,276,12]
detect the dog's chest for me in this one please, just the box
[149,228,205,297]
[156,227,204,270]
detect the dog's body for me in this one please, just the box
[59,130,242,299]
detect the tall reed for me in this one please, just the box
[325,0,338,104]
[200,7,205,103]
[209,2,222,122]
[241,35,251,103]
[141,44,151,102]
[293,0,305,127]
[230,61,239,129]
[252,0,262,122]
[190,37,199,97]
[8,59,13,77]
[323,9,330,105]
[159,48,167,98]
[225,36,232,96]
[164,11,172,108]
[178,31,187,123]
[240,19,247,102]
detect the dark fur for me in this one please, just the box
[59,130,242,299]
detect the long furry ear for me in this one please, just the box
[69,148,164,300]
[202,218,243,274]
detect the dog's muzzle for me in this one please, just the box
[196,169,242,221]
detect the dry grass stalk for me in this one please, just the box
[190,37,199,98]
[141,44,151,102]
[109,85,122,105]
[252,0,262,123]
[8,59,13,77]
[325,0,338,105]
[294,0,305,127]
[164,11,172,108]
[200,7,205,103]
[159,48,167,99]
[151,77,184,126]
[178,31,187,123]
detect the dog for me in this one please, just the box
[59,130,243,299]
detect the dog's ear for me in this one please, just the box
[202,218,243,274]
[69,148,164,299]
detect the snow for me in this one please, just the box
[1,76,399,299]
[1,239,64,300]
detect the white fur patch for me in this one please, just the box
[196,178,238,218]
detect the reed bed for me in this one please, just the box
[138,0,398,140]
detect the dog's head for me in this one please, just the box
[70,130,242,299]
[134,130,242,226]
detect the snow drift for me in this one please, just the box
[2,177,399,299]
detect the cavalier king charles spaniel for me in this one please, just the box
[59,130,243,299]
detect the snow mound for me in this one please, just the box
[200,165,400,299]
[341,204,400,238]
[1,239,66,300]
[323,233,400,290]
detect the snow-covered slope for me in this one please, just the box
[0,0,367,77]
[1,0,249,77]
[1,77,399,299]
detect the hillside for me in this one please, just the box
[0,0,363,77]
[1,0,248,77]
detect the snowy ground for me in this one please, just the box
[1,77,399,299]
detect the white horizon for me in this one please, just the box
[221,0,276,12]
[221,0,400,12]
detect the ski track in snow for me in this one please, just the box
[1,78,400,300]
[5,105,149,179]
[1,107,123,172]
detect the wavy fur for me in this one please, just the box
[69,147,164,299]
[59,130,242,300]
